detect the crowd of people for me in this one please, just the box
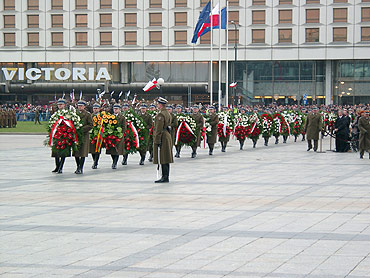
[44,96,370,183]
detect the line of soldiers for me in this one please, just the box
[0,108,17,128]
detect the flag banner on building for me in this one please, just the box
[191,1,211,43]
[143,78,158,92]
[192,3,227,43]
[229,82,237,88]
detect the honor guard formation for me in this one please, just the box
[45,97,370,183]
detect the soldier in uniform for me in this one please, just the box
[174,105,183,158]
[138,103,152,165]
[190,105,204,158]
[34,108,41,124]
[358,110,370,159]
[107,104,126,169]
[167,104,178,148]
[305,107,322,152]
[52,99,68,174]
[90,103,102,169]
[153,97,173,183]
[334,110,350,152]
[219,107,231,152]
[73,100,93,174]
[3,109,8,128]
[0,108,3,128]
[207,106,219,155]
[148,103,157,162]
[13,108,17,127]
[122,103,129,113]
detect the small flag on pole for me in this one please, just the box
[229,82,237,88]
[79,91,83,100]
[118,91,123,98]
[132,94,137,105]
[143,78,158,92]
[110,91,115,97]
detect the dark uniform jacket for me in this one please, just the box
[191,112,204,147]
[153,108,173,165]
[170,112,178,144]
[139,112,153,152]
[106,113,126,155]
[73,109,93,157]
[358,116,370,151]
[207,113,219,144]
[305,112,322,140]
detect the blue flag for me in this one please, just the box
[191,1,211,44]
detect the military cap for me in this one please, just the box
[176,104,183,109]
[157,97,168,104]
[192,104,200,109]
[77,100,87,106]
[57,98,66,105]
[209,105,215,110]
[140,103,147,109]
[113,104,121,109]
[93,103,101,108]
[122,103,129,108]
[166,104,173,109]
[313,107,319,111]
[149,103,156,108]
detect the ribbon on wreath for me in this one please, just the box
[202,126,206,148]
[276,117,281,133]
[250,120,258,134]
[48,116,78,146]
[232,118,241,139]
[175,121,194,145]
[128,121,140,148]
[95,117,105,152]
[223,115,228,137]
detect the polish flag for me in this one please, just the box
[229,82,237,88]
[132,94,137,105]
[143,78,158,92]
[197,4,227,39]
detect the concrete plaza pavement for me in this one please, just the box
[1,134,370,278]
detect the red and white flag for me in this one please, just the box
[229,82,237,88]
[143,78,158,92]
[131,94,137,105]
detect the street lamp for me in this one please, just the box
[230,20,238,105]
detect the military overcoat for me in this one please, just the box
[153,108,173,165]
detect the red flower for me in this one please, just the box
[140,137,144,140]
[61,145,65,149]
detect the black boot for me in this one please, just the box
[148,153,153,162]
[294,136,297,142]
[275,137,279,144]
[91,154,96,169]
[252,139,257,148]
[75,157,81,174]
[191,150,197,158]
[112,155,118,169]
[302,134,306,141]
[264,137,269,146]
[155,164,169,183]
[139,154,145,165]
[122,154,128,165]
[239,141,244,150]
[283,135,287,143]
[79,157,85,174]
[57,157,65,174]
[209,146,213,155]
[52,157,60,173]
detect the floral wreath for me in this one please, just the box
[175,113,198,146]
[123,109,149,154]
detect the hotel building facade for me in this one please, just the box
[1,0,370,105]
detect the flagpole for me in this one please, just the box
[226,0,229,108]
[210,0,213,106]
[218,0,221,111]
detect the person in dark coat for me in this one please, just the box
[138,103,152,165]
[73,100,93,174]
[334,110,350,152]
[153,97,173,183]
[207,106,219,155]
[358,110,370,159]
[190,105,204,158]
[90,103,102,169]
[305,107,322,151]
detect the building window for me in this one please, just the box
[306,28,319,42]
[75,32,87,45]
[51,15,63,28]
[361,27,370,41]
[28,32,39,46]
[228,11,239,24]
[175,31,187,44]
[100,0,111,9]
[252,10,265,24]
[363,0,370,2]
[200,32,210,44]
[125,13,137,26]
[229,0,239,5]
[51,0,63,10]
[28,0,38,10]
[228,29,239,44]
[280,0,292,4]
[279,29,292,43]
[100,14,112,27]
[125,0,136,8]
[333,27,347,42]
[175,0,187,7]
[149,31,162,45]
[76,0,87,9]
[200,0,209,5]
[253,0,265,5]
[52,32,63,46]
[175,12,187,26]
[252,29,265,43]
[362,8,370,22]
[150,0,162,8]
[306,9,320,23]
[333,8,347,22]
[334,0,347,2]
[27,15,39,28]
[4,33,15,46]
[76,14,88,27]
[4,15,15,28]
[149,13,162,26]
[100,32,112,45]
[279,10,292,24]
[125,31,137,45]
[4,0,15,10]
[306,0,320,3]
